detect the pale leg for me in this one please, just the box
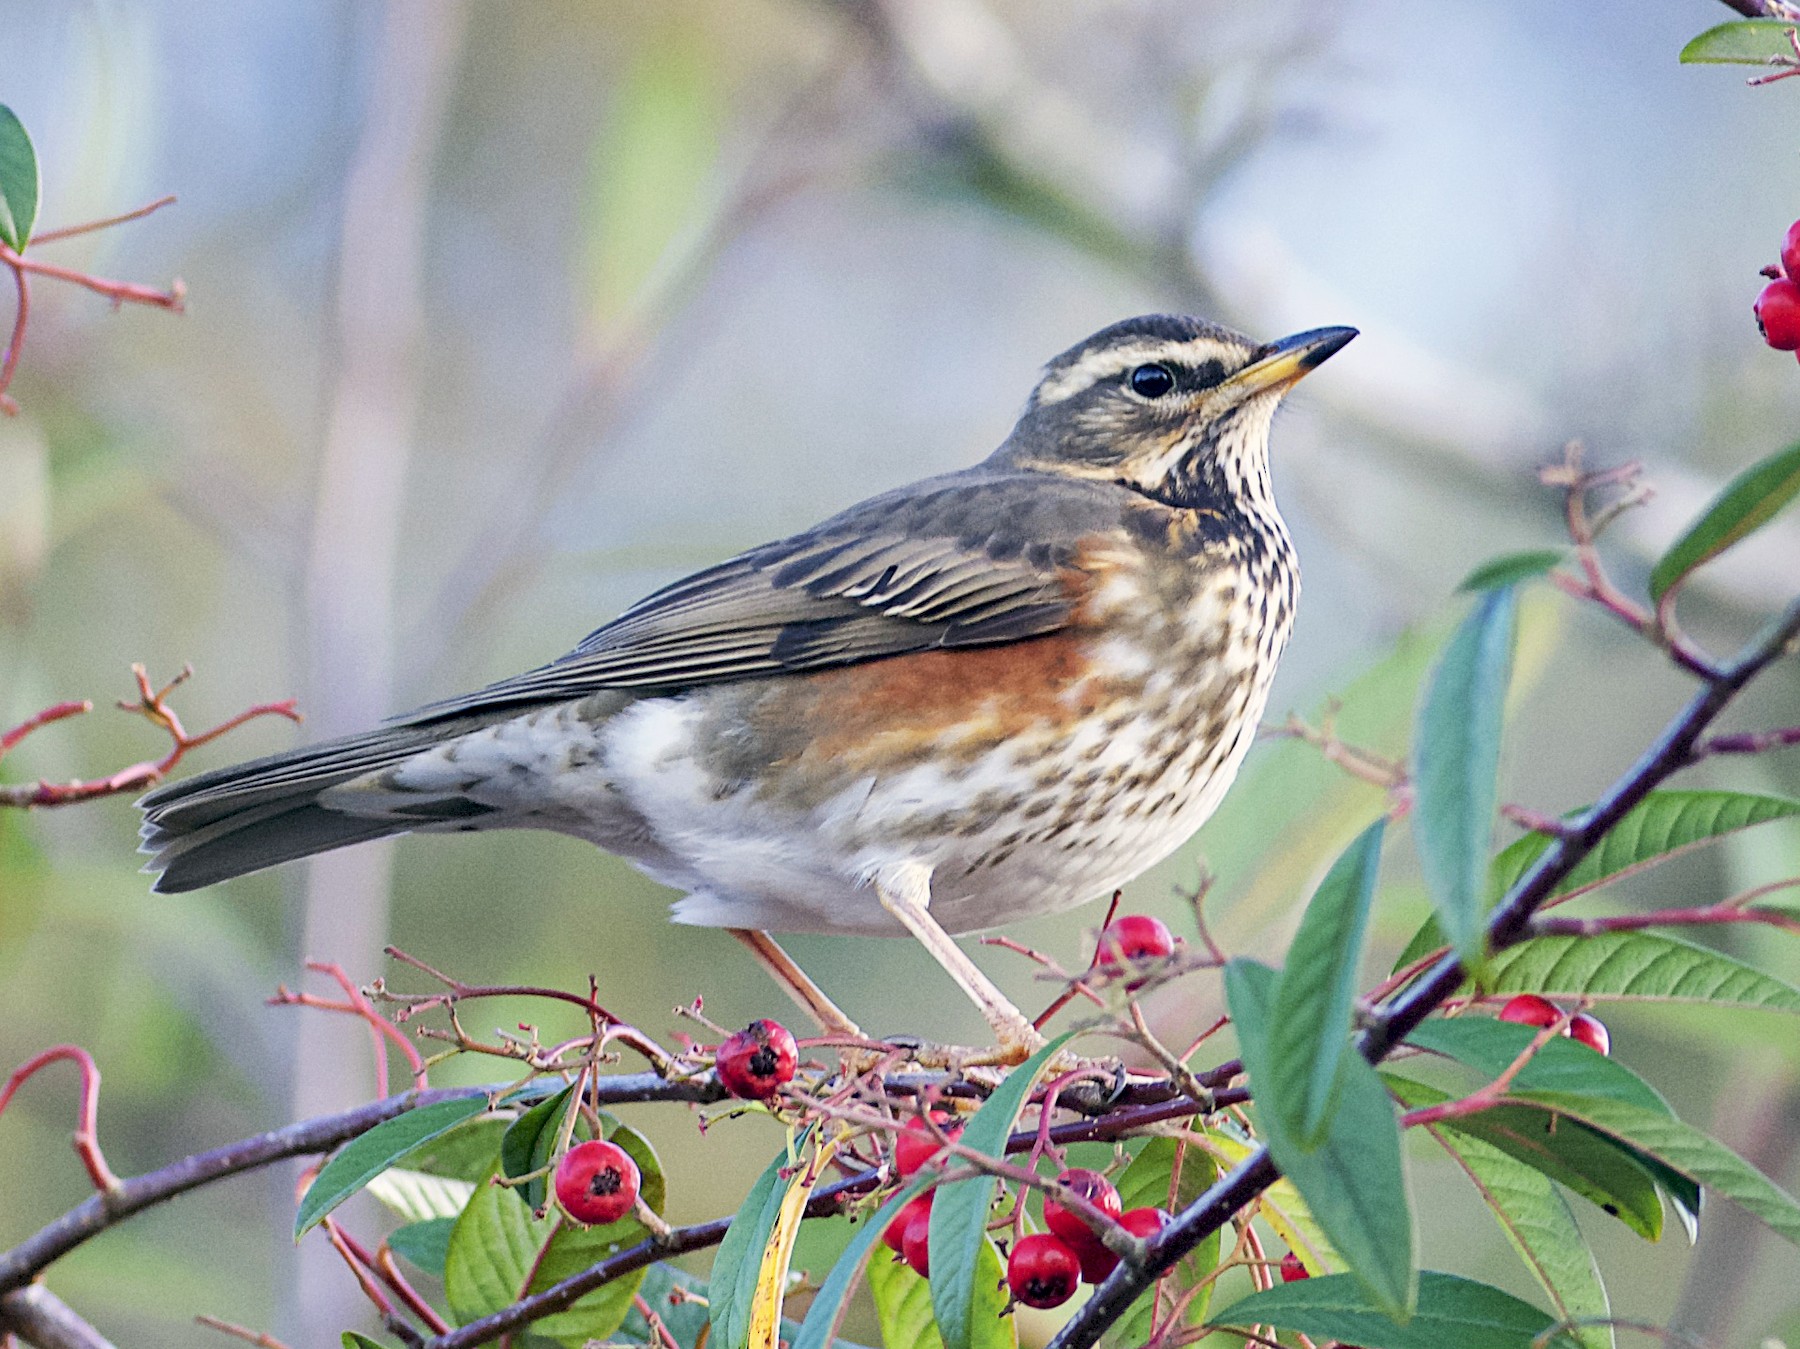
[872,861,1046,1063]
[728,928,863,1038]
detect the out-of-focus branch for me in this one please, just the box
[0,1285,116,1349]
[0,666,299,809]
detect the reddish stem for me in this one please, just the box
[1691,725,1800,759]
[0,702,90,758]
[30,195,178,246]
[0,242,185,312]
[270,961,427,1091]
[0,259,26,416]
[1533,903,1800,939]
[0,1046,120,1192]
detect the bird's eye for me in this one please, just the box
[1129,363,1175,398]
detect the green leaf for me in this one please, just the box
[1228,960,1416,1317]
[364,1167,475,1224]
[867,1233,1014,1349]
[711,1128,811,1349]
[928,1034,1075,1349]
[296,1096,491,1238]
[791,1177,936,1349]
[1510,1091,1800,1249]
[1651,442,1800,600]
[1394,790,1800,971]
[397,1114,511,1183]
[444,1171,652,1347]
[1209,1270,1576,1349]
[1484,930,1800,1012]
[0,105,40,251]
[1406,1018,1700,1238]
[1269,819,1386,1145]
[343,1334,390,1349]
[388,1217,456,1278]
[1681,18,1800,63]
[1413,586,1519,968]
[501,1082,575,1213]
[1101,1134,1222,1345]
[1459,550,1565,592]
[1394,1079,1611,1348]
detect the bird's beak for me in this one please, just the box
[1223,326,1358,398]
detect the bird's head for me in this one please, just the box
[995,315,1356,510]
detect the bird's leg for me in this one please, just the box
[727,928,863,1039]
[872,862,1046,1065]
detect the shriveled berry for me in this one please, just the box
[1567,1012,1611,1056]
[554,1139,641,1226]
[1280,1250,1309,1283]
[901,1206,933,1277]
[883,1193,933,1254]
[1756,279,1800,351]
[715,1019,798,1100]
[1782,219,1800,282]
[895,1113,961,1178]
[1497,994,1560,1029]
[1043,1168,1123,1245]
[1008,1233,1082,1309]
[1096,914,1176,966]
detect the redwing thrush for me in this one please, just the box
[140,315,1355,1061]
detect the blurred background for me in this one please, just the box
[2,1,1799,1345]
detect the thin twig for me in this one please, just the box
[29,196,179,246]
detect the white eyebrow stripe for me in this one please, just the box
[1033,337,1244,404]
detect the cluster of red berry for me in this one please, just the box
[1754,221,1800,355]
[1496,993,1611,1055]
[881,1126,1173,1311]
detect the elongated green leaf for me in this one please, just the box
[365,1167,474,1223]
[1652,442,1800,599]
[388,1217,456,1278]
[1270,819,1386,1145]
[1681,18,1800,64]
[445,1164,653,1347]
[296,1096,491,1238]
[1510,1091,1800,1248]
[1394,790,1800,971]
[343,1334,390,1349]
[1228,960,1416,1316]
[791,1177,935,1349]
[500,1081,575,1213]
[711,1129,809,1349]
[0,105,39,251]
[1460,550,1565,592]
[1393,1079,1611,1348]
[1209,1270,1576,1349]
[1101,1134,1222,1346]
[867,1232,1013,1349]
[1485,930,1800,1011]
[1413,586,1518,967]
[1406,1018,1700,1237]
[928,1034,1074,1349]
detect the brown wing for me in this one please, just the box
[395,467,1129,723]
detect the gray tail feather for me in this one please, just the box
[138,718,490,893]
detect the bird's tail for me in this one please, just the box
[138,717,490,893]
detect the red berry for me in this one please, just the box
[1077,1207,1170,1282]
[1280,1250,1309,1283]
[715,1019,798,1100]
[1007,1233,1082,1309]
[895,1113,961,1178]
[901,1206,933,1278]
[1071,1229,1117,1282]
[1567,1012,1611,1056]
[883,1193,933,1254]
[1096,914,1176,966]
[1497,994,1560,1029]
[554,1139,641,1226]
[1043,1168,1123,1245]
[1781,219,1800,282]
[1756,279,1800,351]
